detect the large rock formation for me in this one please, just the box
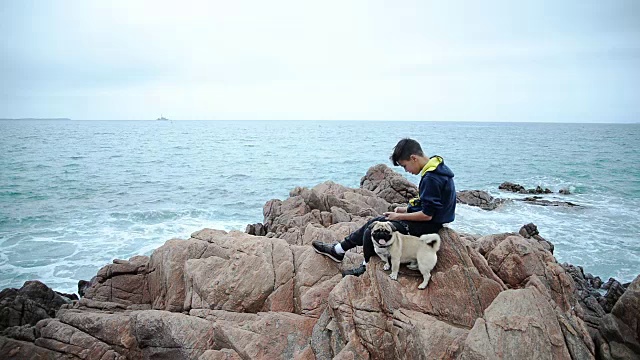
[1,164,635,359]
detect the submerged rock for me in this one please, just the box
[520,196,580,207]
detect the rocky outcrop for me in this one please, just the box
[499,181,526,193]
[0,280,73,331]
[2,164,632,359]
[519,222,555,254]
[246,181,386,244]
[563,264,639,359]
[499,181,553,194]
[359,164,418,204]
[456,190,506,210]
[520,196,580,207]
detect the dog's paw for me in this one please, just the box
[418,283,428,290]
[389,273,398,281]
[383,263,390,271]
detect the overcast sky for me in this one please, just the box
[1,1,639,122]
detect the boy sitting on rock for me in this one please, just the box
[313,138,456,276]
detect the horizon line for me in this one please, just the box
[1,118,639,124]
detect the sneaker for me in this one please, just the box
[312,241,344,262]
[342,264,366,277]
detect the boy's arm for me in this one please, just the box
[383,211,432,222]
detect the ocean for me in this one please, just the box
[1,120,639,294]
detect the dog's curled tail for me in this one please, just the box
[419,233,441,251]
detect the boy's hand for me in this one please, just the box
[383,212,402,221]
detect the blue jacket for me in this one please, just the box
[407,156,456,224]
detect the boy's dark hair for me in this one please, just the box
[390,138,424,166]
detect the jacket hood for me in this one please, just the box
[420,156,454,178]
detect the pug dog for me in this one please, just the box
[370,221,441,289]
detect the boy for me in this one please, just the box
[312,138,456,276]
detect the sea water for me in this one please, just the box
[1,120,639,294]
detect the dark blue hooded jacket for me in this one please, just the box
[407,156,456,224]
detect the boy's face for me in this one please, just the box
[398,155,421,175]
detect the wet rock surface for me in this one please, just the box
[1,164,635,359]
[499,181,553,194]
[519,195,580,207]
[456,190,506,210]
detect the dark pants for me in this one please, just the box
[339,215,443,263]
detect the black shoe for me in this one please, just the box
[342,264,366,277]
[312,241,344,262]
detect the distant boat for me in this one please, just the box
[156,115,169,121]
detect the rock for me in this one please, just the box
[600,279,627,313]
[499,182,553,195]
[598,314,640,359]
[359,164,418,204]
[327,228,505,358]
[392,309,468,359]
[519,222,554,254]
[519,222,539,237]
[1,324,36,342]
[0,336,63,359]
[499,181,526,193]
[562,265,640,359]
[83,255,151,309]
[611,275,640,338]
[183,230,295,313]
[77,278,94,298]
[534,185,553,194]
[291,245,363,318]
[260,181,392,244]
[2,307,217,359]
[0,280,71,331]
[519,196,579,207]
[559,188,571,195]
[471,232,518,257]
[592,276,603,289]
[130,310,216,358]
[456,190,506,210]
[245,222,267,236]
[484,235,579,313]
[190,310,316,359]
[199,349,243,360]
[459,279,594,360]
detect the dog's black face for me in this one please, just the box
[371,222,394,247]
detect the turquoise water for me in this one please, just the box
[1,120,639,293]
